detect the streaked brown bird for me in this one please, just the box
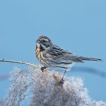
[35,36,102,82]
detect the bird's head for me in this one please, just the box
[36,36,52,51]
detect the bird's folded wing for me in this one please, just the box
[47,45,83,63]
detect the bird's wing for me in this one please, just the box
[47,45,83,63]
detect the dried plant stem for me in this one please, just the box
[0,58,37,67]
[0,58,61,83]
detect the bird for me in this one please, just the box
[35,36,102,82]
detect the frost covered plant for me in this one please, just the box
[4,68,30,106]
[4,67,106,106]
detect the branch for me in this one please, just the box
[0,58,38,67]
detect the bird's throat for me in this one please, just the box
[36,43,45,52]
[40,45,45,51]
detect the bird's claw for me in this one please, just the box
[41,67,46,72]
[59,78,64,84]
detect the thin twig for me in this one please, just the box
[0,58,38,67]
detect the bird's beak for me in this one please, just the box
[36,40,40,44]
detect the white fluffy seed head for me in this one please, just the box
[4,67,106,106]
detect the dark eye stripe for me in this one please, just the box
[42,40,46,42]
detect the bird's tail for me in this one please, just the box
[79,56,102,62]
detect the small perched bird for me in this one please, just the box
[35,36,102,82]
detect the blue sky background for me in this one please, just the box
[0,0,106,104]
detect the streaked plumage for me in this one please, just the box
[35,36,102,81]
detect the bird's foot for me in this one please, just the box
[41,67,46,72]
[59,78,64,84]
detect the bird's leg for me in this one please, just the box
[60,70,66,84]
[41,66,46,72]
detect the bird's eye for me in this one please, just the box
[42,40,46,42]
